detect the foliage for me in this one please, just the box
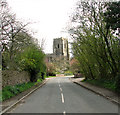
[34,78,43,85]
[1,1,34,70]
[1,1,30,55]
[70,58,80,74]
[83,79,116,92]
[20,46,46,82]
[52,56,70,74]
[1,77,44,102]
[46,62,56,76]
[1,1,46,82]
[45,76,57,78]
[115,73,120,93]
[1,82,34,101]
[104,1,120,30]
[70,1,120,90]
[64,70,73,76]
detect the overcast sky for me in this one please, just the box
[7,0,77,53]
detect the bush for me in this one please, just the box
[34,78,43,85]
[46,62,56,76]
[20,46,46,82]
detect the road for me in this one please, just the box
[9,76,118,113]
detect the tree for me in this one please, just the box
[0,1,30,58]
[46,62,56,76]
[20,46,46,82]
[69,1,120,80]
[104,1,120,31]
[104,1,120,91]
[70,58,80,74]
[1,0,47,83]
[52,56,70,74]
[0,1,34,70]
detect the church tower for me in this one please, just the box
[53,37,69,60]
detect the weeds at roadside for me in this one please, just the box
[82,79,116,92]
[1,79,43,102]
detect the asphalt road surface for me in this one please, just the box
[9,77,118,113]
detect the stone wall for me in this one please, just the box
[2,70,30,88]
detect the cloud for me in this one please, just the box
[8,0,77,53]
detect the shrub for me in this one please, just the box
[20,46,46,82]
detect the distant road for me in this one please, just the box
[10,77,118,113]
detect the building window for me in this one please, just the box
[58,44,59,48]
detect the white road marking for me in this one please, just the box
[60,87,62,92]
[63,111,66,115]
[61,93,64,103]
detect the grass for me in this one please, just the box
[34,78,43,85]
[1,78,43,102]
[0,74,69,102]
[45,75,56,78]
[82,79,116,92]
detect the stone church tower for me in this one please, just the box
[46,37,69,73]
[53,37,69,60]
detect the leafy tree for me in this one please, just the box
[104,1,120,31]
[70,58,80,74]
[104,1,120,91]
[69,1,120,82]
[0,1,34,70]
[0,1,29,58]
[1,0,47,83]
[20,46,46,82]
[46,62,56,76]
[52,56,70,74]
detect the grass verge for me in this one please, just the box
[82,79,116,92]
[0,79,43,102]
[45,76,56,78]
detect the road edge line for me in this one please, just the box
[73,81,120,105]
[1,79,48,114]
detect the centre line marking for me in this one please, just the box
[59,84,61,87]
[60,87,62,92]
[61,93,64,103]
[63,111,66,115]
